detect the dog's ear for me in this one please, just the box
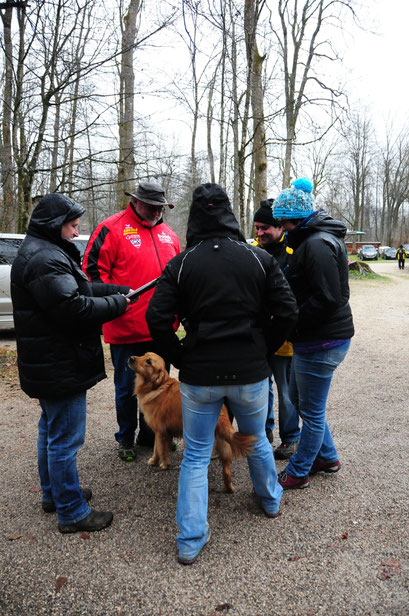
[152,369,165,389]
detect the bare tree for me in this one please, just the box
[343,114,374,233]
[274,0,353,187]
[0,3,15,229]
[244,0,267,208]
[380,131,409,245]
[117,0,142,210]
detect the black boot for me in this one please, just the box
[58,509,113,534]
[42,488,93,513]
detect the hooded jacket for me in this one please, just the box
[252,235,293,357]
[82,202,180,344]
[11,194,129,399]
[146,184,298,385]
[284,209,354,342]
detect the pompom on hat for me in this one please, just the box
[273,177,315,220]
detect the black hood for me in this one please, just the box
[186,183,246,247]
[286,209,347,250]
[27,193,85,244]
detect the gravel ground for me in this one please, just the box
[0,261,408,616]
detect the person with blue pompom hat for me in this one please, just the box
[272,178,355,490]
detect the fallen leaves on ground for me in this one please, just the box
[55,576,68,592]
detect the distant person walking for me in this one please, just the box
[396,244,407,270]
[273,178,354,490]
[11,194,130,533]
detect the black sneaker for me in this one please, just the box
[42,488,93,513]
[58,509,113,534]
[178,528,211,565]
[253,491,281,519]
[274,441,299,460]
[118,442,136,461]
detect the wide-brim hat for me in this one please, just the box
[125,181,174,209]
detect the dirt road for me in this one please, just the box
[0,261,408,615]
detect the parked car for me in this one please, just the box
[357,244,378,260]
[0,233,89,330]
[0,234,25,330]
[382,247,397,260]
[402,243,409,255]
[378,246,390,256]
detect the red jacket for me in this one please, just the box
[82,203,180,344]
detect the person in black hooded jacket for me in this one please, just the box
[11,194,130,534]
[146,183,298,565]
[273,178,354,491]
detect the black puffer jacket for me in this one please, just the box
[146,184,298,385]
[285,210,354,342]
[11,194,129,399]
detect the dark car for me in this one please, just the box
[357,245,378,260]
[382,247,397,260]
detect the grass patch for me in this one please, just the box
[349,270,390,282]
[0,348,19,382]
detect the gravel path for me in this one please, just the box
[0,261,408,616]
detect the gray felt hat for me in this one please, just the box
[125,182,174,209]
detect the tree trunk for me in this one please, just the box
[1,7,15,230]
[117,0,141,210]
[244,0,267,211]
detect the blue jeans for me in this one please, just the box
[286,341,350,478]
[38,393,91,525]
[177,379,282,561]
[110,342,156,444]
[266,355,300,443]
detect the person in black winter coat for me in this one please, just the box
[252,199,301,456]
[11,194,130,534]
[146,183,298,565]
[273,178,354,490]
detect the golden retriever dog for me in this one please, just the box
[128,352,255,493]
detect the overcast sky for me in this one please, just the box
[344,0,409,137]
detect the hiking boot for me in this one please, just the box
[274,441,299,460]
[42,488,93,513]
[178,528,211,565]
[278,470,309,490]
[310,458,341,475]
[58,509,113,534]
[252,491,280,519]
[266,429,274,444]
[118,442,136,462]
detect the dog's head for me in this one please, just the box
[128,352,167,390]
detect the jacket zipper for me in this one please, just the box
[149,227,163,272]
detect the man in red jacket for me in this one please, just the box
[83,182,180,461]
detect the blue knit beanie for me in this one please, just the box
[273,177,315,220]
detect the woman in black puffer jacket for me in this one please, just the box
[11,194,130,534]
[273,178,354,491]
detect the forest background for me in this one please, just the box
[1,0,409,246]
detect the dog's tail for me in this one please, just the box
[229,431,256,458]
[215,406,255,458]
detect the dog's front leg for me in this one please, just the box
[156,433,170,470]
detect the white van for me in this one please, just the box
[0,233,89,330]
